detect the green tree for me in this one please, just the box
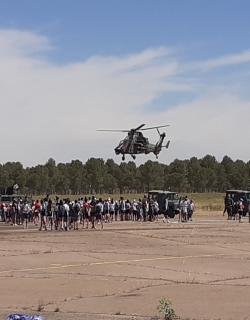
[85,158,107,193]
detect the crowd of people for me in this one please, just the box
[0,194,195,231]
[176,196,195,222]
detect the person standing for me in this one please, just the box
[58,200,65,231]
[181,196,189,222]
[142,195,148,222]
[39,199,47,231]
[125,200,131,221]
[114,200,119,221]
[238,199,244,223]
[34,200,41,226]
[148,197,154,222]
[23,202,31,229]
[82,197,90,229]
[95,198,103,229]
[132,199,138,221]
[120,197,126,221]
[103,199,110,223]
[73,200,80,230]
[224,195,234,220]
[90,196,97,229]
[248,201,250,223]
[53,197,60,230]
[109,199,115,222]
[47,199,53,230]
[153,199,159,221]
[188,199,195,221]
[177,197,182,222]
[63,200,70,231]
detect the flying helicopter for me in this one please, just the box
[97,124,170,160]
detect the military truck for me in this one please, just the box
[0,194,30,204]
[225,190,250,216]
[148,190,180,218]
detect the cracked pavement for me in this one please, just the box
[1,216,250,320]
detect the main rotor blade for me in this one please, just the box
[96,129,129,132]
[134,124,146,131]
[141,124,170,131]
[97,124,146,133]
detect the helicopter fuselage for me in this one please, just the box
[114,131,167,158]
[97,124,170,160]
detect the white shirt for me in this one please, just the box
[64,203,69,213]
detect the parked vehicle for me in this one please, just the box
[0,194,31,204]
[148,190,179,218]
[225,189,250,216]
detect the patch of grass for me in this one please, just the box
[185,192,224,212]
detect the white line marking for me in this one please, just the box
[0,252,249,275]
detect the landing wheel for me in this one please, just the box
[131,155,136,160]
[122,155,125,161]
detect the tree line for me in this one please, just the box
[0,155,249,195]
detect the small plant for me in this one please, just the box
[157,298,178,320]
[37,300,45,312]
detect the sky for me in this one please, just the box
[0,0,250,167]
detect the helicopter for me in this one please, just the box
[97,124,170,160]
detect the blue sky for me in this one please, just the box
[1,0,250,62]
[0,1,250,165]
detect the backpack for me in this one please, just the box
[6,315,46,320]
[74,203,80,212]
[59,205,65,216]
[125,202,130,210]
[95,203,101,214]
[103,202,109,213]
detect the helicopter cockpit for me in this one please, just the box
[136,131,148,145]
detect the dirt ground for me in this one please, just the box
[1,213,250,320]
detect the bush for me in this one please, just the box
[157,298,178,320]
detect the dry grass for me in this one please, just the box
[185,192,224,211]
